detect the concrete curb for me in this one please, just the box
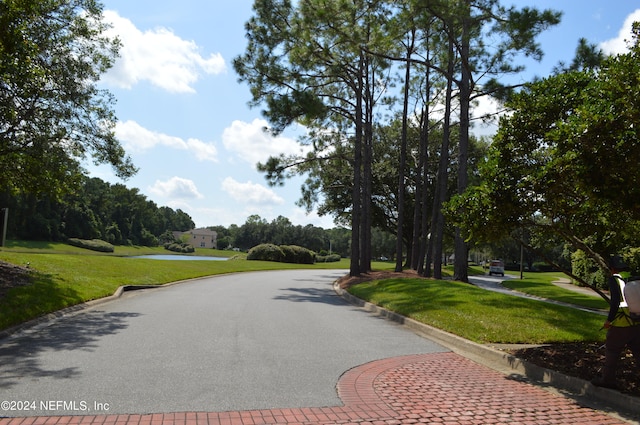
[333,280,640,420]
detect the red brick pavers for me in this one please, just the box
[0,352,628,425]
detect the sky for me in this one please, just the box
[90,0,640,229]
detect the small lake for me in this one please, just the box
[130,255,228,261]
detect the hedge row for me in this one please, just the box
[316,253,341,263]
[164,242,195,253]
[247,243,315,264]
[67,238,115,253]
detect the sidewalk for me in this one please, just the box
[0,351,631,425]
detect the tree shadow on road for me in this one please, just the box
[273,286,349,306]
[0,310,140,389]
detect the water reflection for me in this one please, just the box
[129,255,228,261]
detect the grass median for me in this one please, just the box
[348,276,607,345]
[501,272,609,310]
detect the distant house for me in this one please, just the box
[173,228,218,249]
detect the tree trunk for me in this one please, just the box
[395,30,415,273]
[362,54,373,273]
[350,53,365,277]
[454,4,471,283]
[431,36,455,280]
[417,30,432,276]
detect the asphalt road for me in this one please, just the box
[0,269,446,416]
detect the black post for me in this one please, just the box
[1,208,7,247]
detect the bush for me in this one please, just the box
[316,253,341,263]
[247,243,315,264]
[164,242,195,253]
[280,245,296,263]
[532,262,557,272]
[139,228,159,247]
[572,250,606,289]
[67,238,115,253]
[281,245,315,264]
[247,243,285,262]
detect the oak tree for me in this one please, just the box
[0,0,136,197]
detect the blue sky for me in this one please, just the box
[92,1,640,229]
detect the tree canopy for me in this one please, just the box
[447,23,640,281]
[235,0,560,276]
[0,0,136,197]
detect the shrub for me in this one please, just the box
[247,244,315,264]
[280,245,296,263]
[532,262,557,272]
[139,229,159,247]
[572,250,606,289]
[247,244,285,262]
[67,238,115,253]
[316,253,341,263]
[281,245,315,264]
[164,242,195,253]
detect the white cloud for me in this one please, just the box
[471,95,502,137]
[427,91,501,138]
[102,10,226,93]
[289,207,336,229]
[221,177,285,205]
[222,119,309,166]
[184,138,219,162]
[116,120,217,162]
[599,9,640,55]
[149,177,204,200]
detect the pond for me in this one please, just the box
[130,255,228,261]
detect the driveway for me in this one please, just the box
[0,269,446,416]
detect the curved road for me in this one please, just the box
[0,269,446,416]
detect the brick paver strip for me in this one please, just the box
[0,352,627,425]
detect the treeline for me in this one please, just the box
[0,173,397,257]
[212,215,355,257]
[1,177,194,246]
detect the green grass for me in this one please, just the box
[501,272,609,311]
[1,240,238,257]
[348,277,606,344]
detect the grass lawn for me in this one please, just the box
[500,272,609,311]
[348,277,606,345]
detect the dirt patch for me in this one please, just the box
[338,270,640,397]
[0,260,32,298]
[336,269,425,289]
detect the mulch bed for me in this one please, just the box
[511,342,639,396]
[0,260,32,298]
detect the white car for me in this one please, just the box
[489,260,505,276]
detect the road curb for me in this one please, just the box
[333,280,640,420]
